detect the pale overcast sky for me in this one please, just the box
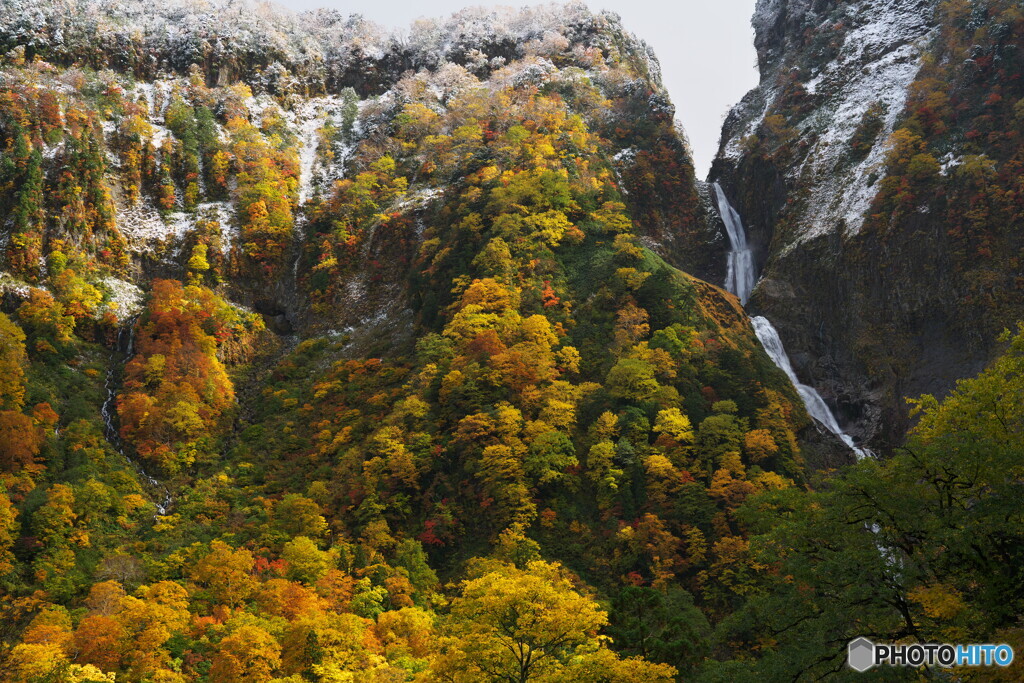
[284,0,759,176]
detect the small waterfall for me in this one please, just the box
[101,318,173,514]
[751,317,870,458]
[713,184,869,458]
[713,182,755,305]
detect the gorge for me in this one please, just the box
[0,0,1020,680]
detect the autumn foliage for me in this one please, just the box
[118,279,256,472]
[0,5,1019,681]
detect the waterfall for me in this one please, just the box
[713,183,755,305]
[713,184,869,458]
[101,318,173,515]
[750,317,870,458]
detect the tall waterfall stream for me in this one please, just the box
[712,183,869,458]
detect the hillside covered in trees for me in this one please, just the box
[0,0,1020,681]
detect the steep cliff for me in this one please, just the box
[712,0,1024,448]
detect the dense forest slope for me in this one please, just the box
[0,1,814,680]
[712,0,1024,449]
[0,0,1020,681]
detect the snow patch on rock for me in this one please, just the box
[200,201,237,255]
[396,187,442,213]
[117,200,232,254]
[722,91,777,162]
[0,271,32,298]
[117,202,176,247]
[939,152,962,176]
[134,80,175,149]
[98,276,144,320]
[721,0,936,251]
[286,95,370,209]
[782,0,934,249]
[291,96,357,205]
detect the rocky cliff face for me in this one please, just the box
[712,0,1024,448]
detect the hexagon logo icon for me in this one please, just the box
[848,637,875,672]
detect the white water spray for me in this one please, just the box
[713,184,869,458]
[713,182,755,305]
[750,317,870,458]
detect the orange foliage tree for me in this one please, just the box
[118,279,257,472]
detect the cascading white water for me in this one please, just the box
[713,184,869,458]
[713,182,755,305]
[750,317,870,458]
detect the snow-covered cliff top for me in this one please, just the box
[0,0,661,93]
[720,0,935,249]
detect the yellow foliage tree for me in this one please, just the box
[433,559,671,681]
[191,540,257,607]
[209,624,282,683]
